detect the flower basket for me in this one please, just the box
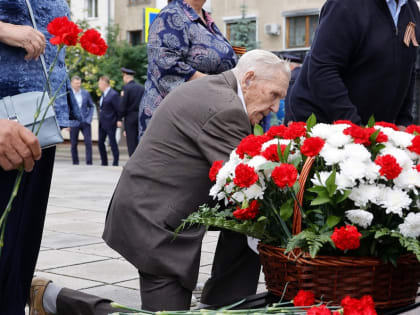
[258,157,420,309]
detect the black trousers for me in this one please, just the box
[0,147,56,315]
[54,230,260,314]
[98,124,119,166]
[70,123,92,165]
[124,112,139,157]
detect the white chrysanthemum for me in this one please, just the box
[232,191,245,203]
[229,149,242,164]
[340,159,371,183]
[381,128,414,148]
[378,187,412,217]
[261,139,294,151]
[320,144,345,165]
[216,159,237,184]
[288,150,302,164]
[209,184,221,198]
[326,132,353,148]
[380,147,413,169]
[343,143,371,161]
[349,184,382,207]
[248,156,268,170]
[244,183,265,200]
[310,171,331,186]
[345,209,374,228]
[394,168,420,189]
[335,171,355,190]
[363,161,381,183]
[399,212,420,238]
[310,123,335,139]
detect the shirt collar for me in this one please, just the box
[174,0,216,32]
[72,88,82,95]
[236,79,248,114]
[103,87,111,97]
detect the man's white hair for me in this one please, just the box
[232,49,290,81]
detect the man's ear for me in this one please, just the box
[241,71,255,89]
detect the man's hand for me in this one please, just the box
[0,120,42,172]
[0,22,46,60]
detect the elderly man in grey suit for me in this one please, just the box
[28,50,290,315]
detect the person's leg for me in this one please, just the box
[125,114,139,156]
[0,147,56,315]
[139,271,192,311]
[106,127,119,166]
[200,230,261,306]
[81,123,93,165]
[97,125,108,166]
[70,126,80,165]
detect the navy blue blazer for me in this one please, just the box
[69,89,94,127]
[99,88,122,131]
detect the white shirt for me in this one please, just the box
[72,88,83,109]
[236,79,247,114]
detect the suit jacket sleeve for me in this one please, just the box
[307,0,361,124]
[84,90,95,124]
[120,85,129,118]
[197,107,250,164]
[396,67,415,126]
[111,91,123,121]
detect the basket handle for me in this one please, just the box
[292,156,315,235]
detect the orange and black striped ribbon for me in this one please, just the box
[403,22,419,47]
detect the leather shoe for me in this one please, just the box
[29,277,53,315]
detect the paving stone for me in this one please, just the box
[49,259,139,284]
[36,249,107,270]
[45,221,105,238]
[40,231,102,249]
[115,279,139,290]
[63,243,122,259]
[80,285,141,310]
[45,210,105,225]
[34,271,103,290]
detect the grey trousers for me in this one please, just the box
[56,230,261,314]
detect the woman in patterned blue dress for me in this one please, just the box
[138,0,237,140]
[0,1,79,314]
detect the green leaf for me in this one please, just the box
[310,196,331,206]
[281,142,292,163]
[258,161,280,170]
[292,181,300,194]
[306,114,317,133]
[307,186,327,194]
[336,189,351,204]
[253,124,264,136]
[367,115,376,128]
[325,168,337,197]
[369,129,380,143]
[257,216,267,222]
[280,199,294,221]
[326,215,341,228]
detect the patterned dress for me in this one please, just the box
[138,0,237,138]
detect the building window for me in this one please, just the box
[87,0,98,18]
[128,30,142,46]
[128,0,151,5]
[286,15,318,48]
[225,18,257,48]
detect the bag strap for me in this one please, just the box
[24,0,49,83]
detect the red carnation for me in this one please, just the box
[331,225,362,251]
[262,144,286,162]
[271,164,298,188]
[307,305,332,315]
[301,137,325,157]
[283,122,307,139]
[416,164,420,172]
[375,121,399,131]
[374,154,402,180]
[233,200,260,220]
[209,160,223,181]
[293,290,315,307]
[334,120,356,126]
[266,125,287,139]
[236,135,270,159]
[343,126,387,146]
[80,29,108,56]
[233,164,259,188]
[408,135,420,155]
[47,16,82,46]
[341,295,377,315]
[406,125,420,135]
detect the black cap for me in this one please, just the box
[121,67,136,75]
[282,53,303,64]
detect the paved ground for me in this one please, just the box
[32,143,418,314]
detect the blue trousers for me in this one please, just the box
[70,123,92,165]
[0,147,55,315]
[98,124,119,166]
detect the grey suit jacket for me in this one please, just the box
[102,71,252,290]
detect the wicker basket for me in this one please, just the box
[258,157,420,309]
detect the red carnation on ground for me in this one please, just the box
[341,295,377,315]
[374,154,403,180]
[375,121,399,131]
[233,200,260,220]
[80,29,108,56]
[408,135,420,155]
[331,225,362,251]
[266,125,287,139]
[293,290,315,307]
[262,144,286,162]
[300,137,325,157]
[406,125,420,135]
[47,16,82,46]
[271,164,298,188]
[307,305,332,315]
[233,164,259,188]
[209,160,223,181]
[236,135,270,159]
[283,122,307,139]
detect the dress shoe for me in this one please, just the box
[29,277,53,315]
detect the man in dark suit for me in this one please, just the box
[97,76,122,166]
[69,76,95,165]
[120,67,144,156]
[28,50,290,315]
[282,53,302,125]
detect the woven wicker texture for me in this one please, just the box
[258,157,420,309]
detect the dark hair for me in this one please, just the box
[71,75,82,81]
[99,76,110,84]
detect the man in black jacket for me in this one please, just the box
[286,0,420,129]
[120,68,144,156]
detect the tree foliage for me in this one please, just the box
[230,5,258,51]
